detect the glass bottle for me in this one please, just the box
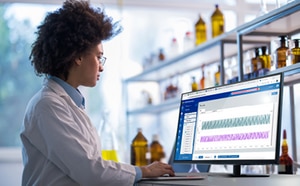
[168,37,179,59]
[164,75,179,100]
[251,48,263,73]
[291,39,300,64]
[278,129,293,174]
[183,31,194,52]
[205,71,214,88]
[199,65,205,89]
[100,110,119,162]
[214,65,221,86]
[257,0,268,17]
[211,4,224,38]
[195,14,207,45]
[158,48,165,62]
[131,128,149,166]
[260,46,272,70]
[141,90,152,105]
[191,76,198,91]
[150,134,165,163]
[276,35,288,68]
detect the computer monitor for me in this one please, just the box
[173,73,283,176]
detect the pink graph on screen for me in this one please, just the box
[200,131,269,142]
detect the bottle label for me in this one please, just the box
[278,164,293,174]
[257,61,262,70]
[278,164,286,172]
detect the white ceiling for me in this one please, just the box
[0,0,274,17]
[0,0,279,27]
[0,0,261,9]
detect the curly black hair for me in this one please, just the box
[30,0,122,80]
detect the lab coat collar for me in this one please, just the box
[43,78,82,109]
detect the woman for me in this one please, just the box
[20,0,174,185]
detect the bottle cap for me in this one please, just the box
[283,129,287,139]
[261,46,267,52]
[279,35,287,41]
[152,134,159,141]
[255,47,260,55]
[185,31,192,37]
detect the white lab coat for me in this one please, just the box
[20,79,136,186]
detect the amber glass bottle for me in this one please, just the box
[291,39,300,64]
[276,35,288,68]
[199,65,205,90]
[211,4,224,38]
[251,48,263,73]
[260,46,272,70]
[278,129,293,174]
[195,14,207,45]
[131,128,149,166]
[150,134,165,163]
[214,65,221,86]
[158,48,165,62]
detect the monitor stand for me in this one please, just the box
[188,164,200,173]
[231,165,270,177]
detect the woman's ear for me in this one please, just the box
[75,55,82,66]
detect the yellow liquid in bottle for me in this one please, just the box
[191,76,198,91]
[195,15,206,45]
[260,46,272,70]
[211,4,224,38]
[214,65,221,86]
[102,150,119,162]
[291,39,300,64]
[131,129,149,166]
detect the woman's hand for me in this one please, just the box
[140,161,175,178]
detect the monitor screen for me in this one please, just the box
[173,73,283,176]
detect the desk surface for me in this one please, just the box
[137,173,300,186]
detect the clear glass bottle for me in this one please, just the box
[278,129,293,174]
[168,37,179,59]
[191,76,198,91]
[260,46,272,70]
[211,4,224,38]
[205,71,214,88]
[257,0,268,17]
[131,128,149,166]
[291,39,300,64]
[100,110,119,162]
[150,134,165,163]
[276,35,289,68]
[214,65,221,86]
[195,14,207,45]
[183,31,194,52]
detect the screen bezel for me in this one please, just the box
[172,73,284,165]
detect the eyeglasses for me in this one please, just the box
[99,56,107,66]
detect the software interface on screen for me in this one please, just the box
[174,73,282,163]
